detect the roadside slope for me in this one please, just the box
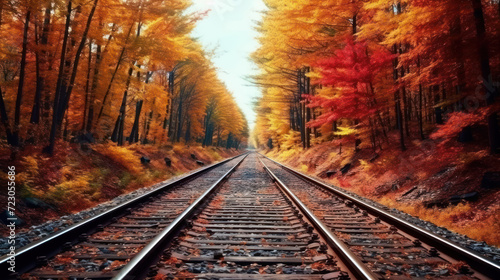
[0,143,240,236]
[264,138,500,246]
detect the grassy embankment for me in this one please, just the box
[0,142,240,233]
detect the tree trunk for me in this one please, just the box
[111,67,133,145]
[418,84,424,139]
[471,0,494,102]
[184,119,191,142]
[165,71,174,135]
[392,45,405,151]
[41,4,52,122]
[399,46,410,137]
[82,40,93,131]
[13,10,31,146]
[352,14,357,35]
[203,110,213,146]
[470,0,498,153]
[143,96,155,144]
[226,133,233,149]
[143,109,153,144]
[0,87,15,145]
[297,69,305,148]
[87,23,115,131]
[450,16,466,97]
[31,19,42,124]
[86,43,100,132]
[176,97,183,142]
[46,0,72,155]
[59,0,98,126]
[129,100,143,144]
[96,22,134,123]
[305,67,311,148]
[32,3,51,125]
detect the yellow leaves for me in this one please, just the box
[17,156,39,187]
[333,126,357,136]
[300,164,308,173]
[254,2,372,149]
[305,71,322,80]
[359,159,368,167]
[45,173,94,210]
[94,144,144,175]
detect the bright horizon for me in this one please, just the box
[189,0,267,130]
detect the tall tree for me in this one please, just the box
[13,7,31,146]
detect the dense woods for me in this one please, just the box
[0,0,248,153]
[252,0,500,155]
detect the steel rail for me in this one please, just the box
[259,157,378,280]
[0,152,247,276]
[260,154,500,279]
[113,153,249,280]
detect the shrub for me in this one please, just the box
[44,174,93,211]
[119,172,132,188]
[95,144,144,175]
[17,156,40,197]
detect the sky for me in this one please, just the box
[188,0,267,129]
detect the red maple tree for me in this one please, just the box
[307,36,393,127]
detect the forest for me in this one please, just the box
[252,0,500,152]
[251,0,500,244]
[1,0,499,246]
[0,0,248,222]
[0,0,248,152]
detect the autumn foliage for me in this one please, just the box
[307,37,393,127]
[251,0,500,154]
[251,0,500,247]
[0,0,248,153]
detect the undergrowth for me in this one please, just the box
[264,138,500,246]
[380,198,500,245]
[1,142,240,229]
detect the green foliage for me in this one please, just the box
[119,172,132,188]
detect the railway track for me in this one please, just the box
[0,153,248,279]
[147,152,353,280]
[259,154,500,279]
[2,152,499,279]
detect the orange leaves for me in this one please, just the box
[307,36,394,128]
[175,271,196,278]
[153,274,167,280]
[211,197,225,210]
[195,218,209,224]
[254,0,500,155]
[231,246,241,252]
[106,260,127,271]
[430,112,485,141]
[310,262,326,270]
[53,255,75,265]
[166,56,248,146]
[164,257,180,265]
[0,0,248,149]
